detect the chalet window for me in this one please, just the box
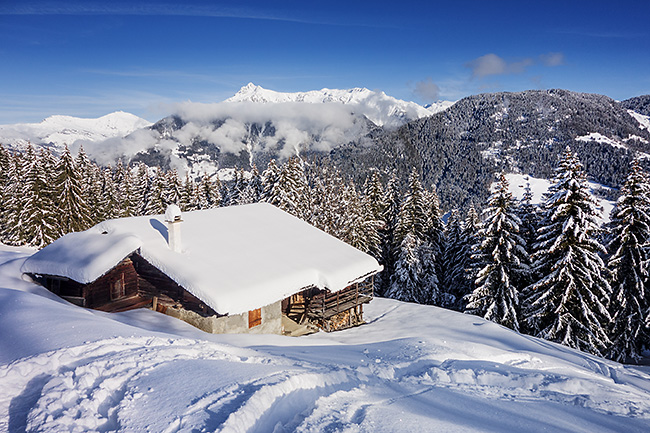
[111,274,126,300]
[248,308,262,328]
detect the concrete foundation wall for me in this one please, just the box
[164,301,283,335]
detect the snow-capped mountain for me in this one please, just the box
[226,82,450,128]
[108,84,453,176]
[0,111,152,153]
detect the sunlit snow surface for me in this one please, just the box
[504,173,615,224]
[1,246,649,432]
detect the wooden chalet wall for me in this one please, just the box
[37,254,216,316]
[130,254,217,316]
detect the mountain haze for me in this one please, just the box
[0,112,151,152]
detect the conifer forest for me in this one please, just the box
[1,143,649,364]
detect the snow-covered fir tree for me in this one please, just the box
[239,164,263,205]
[389,169,440,304]
[119,166,139,218]
[164,169,182,206]
[0,146,12,241]
[198,174,221,210]
[606,158,650,363]
[378,172,401,296]
[386,232,424,302]
[465,174,530,331]
[517,177,540,254]
[393,169,428,248]
[180,174,200,212]
[525,147,611,356]
[21,148,59,247]
[132,163,150,215]
[100,166,119,220]
[456,206,483,311]
[339,181,381,258]
[54,145,91,233]
[3,149,28,245]
[144,169,167,215]
[422,185,445,305]
[442,209,468,309]
[261,159,281,203]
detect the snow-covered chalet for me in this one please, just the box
[21,203,382,334]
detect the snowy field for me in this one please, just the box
[1,246,650,432]
[504,173,615,224]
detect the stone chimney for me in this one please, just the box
[164,204,183,253]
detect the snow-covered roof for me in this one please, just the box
[21,203,382,314]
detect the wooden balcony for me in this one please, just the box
[306,278,373,321]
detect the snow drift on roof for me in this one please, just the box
[21,203,382,315]
[21,232,142,284]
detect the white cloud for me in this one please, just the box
[81,101,369,170]
[539,52,565,67]
[413,78,441,102]
[466,53,533,78]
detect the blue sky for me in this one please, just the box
[1,0,649,123]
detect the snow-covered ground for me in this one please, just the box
[1,246,649,432]
[504,173,615,224]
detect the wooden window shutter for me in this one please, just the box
[248,308,262,328]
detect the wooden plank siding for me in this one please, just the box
[130,254,218,317]
[34,254,218,316]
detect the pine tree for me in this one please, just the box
[164,169,182,206]
[239,164,263,205]
[465,174,530,331]
[261,159,281,203]
[393,169,428,248]
[389,168,436,303]
[517,177,540,257]
[456,206,483,311]
[442,209,468,308]
[198,174,221,209]
[386,233,423,302]
[419,241,441,305]
[21,148,59,247]
[308,163,345,237]
[119,166,139,217]
[606,159,650,363]
[85,164,105,225]
[54,145,91,234]
[422,185,445,305]
[144,169,167,215]
[264,157,310,219]
[525,147,611,355]
[339,181,382,258]
[133,163,150,215]
[0,145,12,241]
[378,172,401,296]
[180,174,200,211]
[2,150,27,245]
[100,166,119,220]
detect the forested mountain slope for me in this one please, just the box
[332,89,650,210]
